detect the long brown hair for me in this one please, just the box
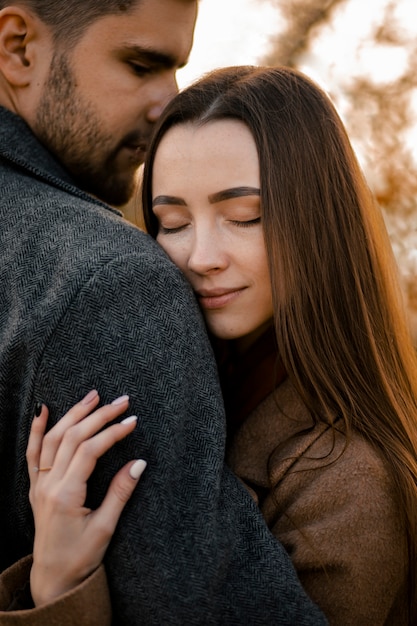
[142,66,417,619]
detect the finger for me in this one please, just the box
[52,414,138,482]
[89,459,147,541]
[26,404,49,477]
[39,389,100,452]
[38,393,128,470]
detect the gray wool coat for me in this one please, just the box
[0,106,326,625]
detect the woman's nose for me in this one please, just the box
[187,232,228,275]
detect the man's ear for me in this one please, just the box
[0,7,44,87]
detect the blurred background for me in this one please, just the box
[125,0,417,338]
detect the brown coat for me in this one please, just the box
[226,378,409,625]
[0,556,111,625]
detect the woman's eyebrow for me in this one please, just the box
[152,187,260,208]
[152,195,187,207]
[208,187,260,204]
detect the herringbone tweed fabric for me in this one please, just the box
[0,106,326,625]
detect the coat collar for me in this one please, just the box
[0,106,121,216]
[227,378,344,492]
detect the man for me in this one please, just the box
[0,1,326,624]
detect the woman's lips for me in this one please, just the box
[197,288,246,310]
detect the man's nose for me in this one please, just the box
[145,73,178,123]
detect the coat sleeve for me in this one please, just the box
[15,252,326,626]
[268,429,408,625]
[0,556,111,626]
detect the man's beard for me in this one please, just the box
[33,52,141,206]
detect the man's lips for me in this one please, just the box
[196,288,246,309]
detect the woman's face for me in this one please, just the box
[152,119,273,347]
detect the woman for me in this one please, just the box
[2,65,417,624]
[142,65,417,623]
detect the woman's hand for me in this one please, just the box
[26,390,146,607]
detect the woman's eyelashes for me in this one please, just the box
[156,213,262,235]
[158,223,188,235]
[158,218,261,234]
[229,217,261,227]
[158,218,262,235]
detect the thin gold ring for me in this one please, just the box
[33,466,53,472]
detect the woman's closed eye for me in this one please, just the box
[158,224,188,235]
[153,203,190,235]
[230,217,261,228]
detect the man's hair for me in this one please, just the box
[0,1,138,44]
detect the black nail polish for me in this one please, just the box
[34,402,42,417]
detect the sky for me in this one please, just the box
[177,0,280,88]
[178,0,414,90]
[296,0,413,90]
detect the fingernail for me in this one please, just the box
[81,389,98,405]
[129,459,147,480]
[111,395,129,405]
[34,402,43,417]
[121,415,138,425]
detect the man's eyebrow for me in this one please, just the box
[121,45,187,70]
[208,187,260,204]
[153,195,187,207]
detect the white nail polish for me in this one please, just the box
[81,389,98,405]
[111,395,129,405]
[121,415,138,425]
[129,459,147,480]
